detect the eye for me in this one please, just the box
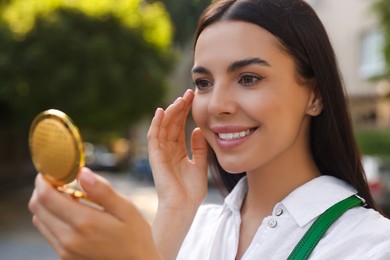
[193,79,213,91]
[238,74,263,86]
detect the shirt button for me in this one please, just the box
[268,218,277,228]
[275,208,283,216]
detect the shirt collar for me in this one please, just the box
[281,175,357,227]
[223,177,248,212]
[221,175,357,227]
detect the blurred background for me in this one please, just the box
[0,0,390,258]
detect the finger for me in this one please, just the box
[32,174,83,223]
[160,90,193,142]
[147,107,164,145]
[176,90,194,143]
[182,89,194,106]
[29,187,68,229]
[159,99,185,142]
[30,189,71,234]
[147,109,167,167]
[78,168,141,222]
[29,186,81,258]
[32,215,66,257]
[33,215,86,260]
[33,173,114,230]
[191,128,208,169]
[173,90,194,130]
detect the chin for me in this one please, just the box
[219,164,247,174]
[213,155,247,174]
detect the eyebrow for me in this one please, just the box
[227,57,271,72]
[191,57,271,75]
[191,66,211,75]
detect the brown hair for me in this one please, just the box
[194,0,379,211]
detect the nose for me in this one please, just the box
[208,83,236,116]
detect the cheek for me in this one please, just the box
[240,91,275,121]
[191,95,206,128]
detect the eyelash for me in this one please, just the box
[193,73,265,91]
[238,73,264,86]
[193,79,212,91]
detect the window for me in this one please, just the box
[360,29,386,79]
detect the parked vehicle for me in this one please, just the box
[84,142,119,172]
[131,156,153,181]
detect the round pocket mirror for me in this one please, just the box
[29,109,87,199]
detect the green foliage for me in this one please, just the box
[157,0,211,46]
[374,0,390,78]
[1,0,172,49]
[355,128,390,156]
[0,0,174,141]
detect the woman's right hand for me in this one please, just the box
[147,89,208,259]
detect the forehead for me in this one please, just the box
[194,21,285,65]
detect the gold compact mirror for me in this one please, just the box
[29,109,87,199]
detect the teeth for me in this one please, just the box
[219,130,251,140]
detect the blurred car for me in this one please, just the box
[131,156,153,181]
[84,142,119,172]
[363,156,390,214]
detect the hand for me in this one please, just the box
[147,89,208,259]
[147,89,208,211]
[28,168,162,260]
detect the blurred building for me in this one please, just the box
[307,0,390,127]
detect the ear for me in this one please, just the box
[306,80,323,116]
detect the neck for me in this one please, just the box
[242,150,321,218]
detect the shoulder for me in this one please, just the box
[337,207,390,237]
[312,207,390,259]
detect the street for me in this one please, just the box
[0,172,224,260]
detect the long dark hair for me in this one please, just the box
[194,0,379,211]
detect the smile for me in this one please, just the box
[218,128,255,141]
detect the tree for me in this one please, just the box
[152,0,211,46]
[0,0,174,141]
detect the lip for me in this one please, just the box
[211,125,258,149]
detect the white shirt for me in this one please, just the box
[177,176,390,259]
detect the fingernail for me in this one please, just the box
[80,168,96,186]
[155,107,162,115]
[174,97,182,104]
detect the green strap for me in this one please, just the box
[287,195,364,260]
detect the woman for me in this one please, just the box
[29,0,390,259]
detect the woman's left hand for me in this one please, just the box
[28,168,161,260]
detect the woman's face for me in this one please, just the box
[191,21,317,174]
